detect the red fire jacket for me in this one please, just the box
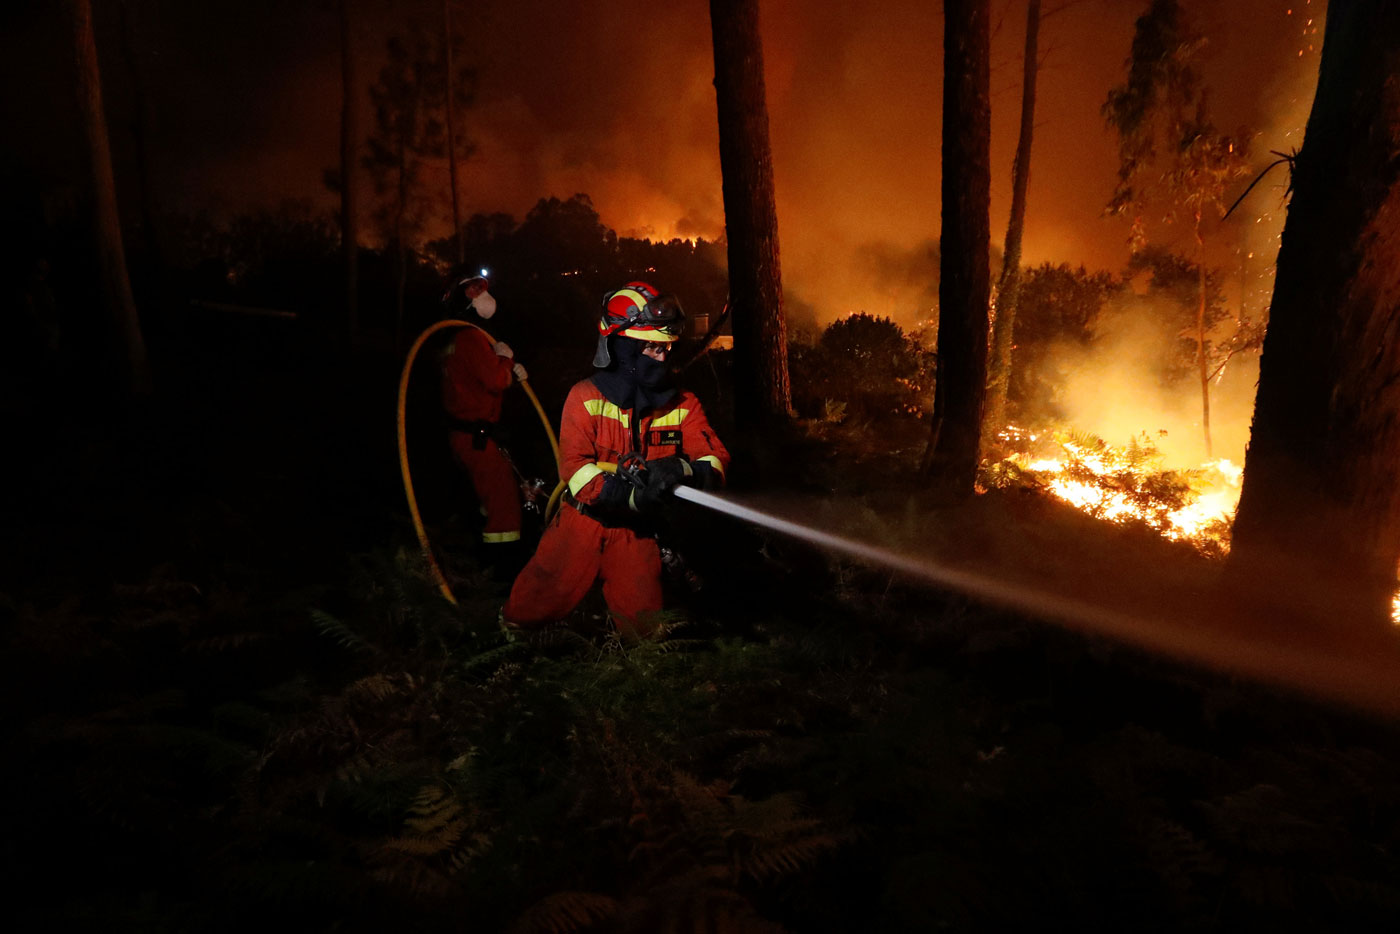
[441,326,513,424]
[561,380,730,507]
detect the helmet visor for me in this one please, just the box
[636,293,685,338]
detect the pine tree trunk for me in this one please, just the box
[341,0,360,343]
[394,124,408,351]
[983,0,1039,438]
[1196,218,1211,459]
[69,0,151,396]
[923,0,992,493]
[709,0,791,430]
[1229,0,1400,630]
[116,0,163,274]
[443,0,464,265]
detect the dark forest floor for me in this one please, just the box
[4,320,1400,933]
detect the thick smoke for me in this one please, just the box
[1052,295,1261,467]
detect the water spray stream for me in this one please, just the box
[673,487,1400,718]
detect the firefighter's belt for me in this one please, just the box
[447,417,495,450]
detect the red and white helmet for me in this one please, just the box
[593,281,685,367]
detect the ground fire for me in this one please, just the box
[991,425,1400,625]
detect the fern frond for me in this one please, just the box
[738,831,845,883]
[310,609,377,655]
[511,891,620,934]
[344,672,404,703]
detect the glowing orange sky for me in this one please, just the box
[1,0,1324,328]
[417,0,1321,326]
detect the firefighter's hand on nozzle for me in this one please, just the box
[493,341,514,359]
[633,457,691,513]
[644,457,692,492]
[512,362,528,382]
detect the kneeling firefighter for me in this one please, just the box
[440,269,529,574]
[501,282,730,638]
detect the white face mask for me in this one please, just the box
[471,290,497,319]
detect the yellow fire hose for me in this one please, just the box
[397,319,561,605]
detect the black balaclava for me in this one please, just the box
[591,336,677,411]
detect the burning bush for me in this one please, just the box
[985,428,1237,557]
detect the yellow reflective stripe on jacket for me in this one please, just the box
[568,462,606,497]
[696,454,725,478]
[650,408,690,428]
[482,530,521,543]
[582,398,629,427]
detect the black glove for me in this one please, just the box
[632,456,692,513]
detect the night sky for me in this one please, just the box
[4,0,1320,325]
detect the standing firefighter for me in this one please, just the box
[440,270,529,574]
[502,282,730,638]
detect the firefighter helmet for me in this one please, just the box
[593,281,685,367]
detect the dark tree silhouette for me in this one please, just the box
[364,27,474,348]
[116,0,164,275]
[922,0,991,493]
[68,0,150,395]
[340,0,360,342]
[443,0,465,265]
[984,0,1040,437]
[709,0,791,430]
[1229,1,1400,631]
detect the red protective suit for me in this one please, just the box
[502,377,730,637]
[441,325,521,544]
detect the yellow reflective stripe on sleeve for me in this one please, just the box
[650,408,690,428]
[696,454,725,478]
[568,462,606,497]
[482,530,521,543]
[582,398,629,427]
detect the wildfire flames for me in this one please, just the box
[994,426,1400,624]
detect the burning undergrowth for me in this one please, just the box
[985,426,1241,558]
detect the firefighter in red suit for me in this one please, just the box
[440,272,528,569]
[502,282,729,638]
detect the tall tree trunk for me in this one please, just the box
[983,0,1039,438]
[443,0,464,265]
[69,0,151,396]
[1229,0,1400,631]
[116,0,163,273]
[341,0,360,343]
[1195,215,1211,458]
[923,0,992,493]
[709,0,791,430]
[394,126,408,351]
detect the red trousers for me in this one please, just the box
[502,505,662,637]
[448,434,521,543]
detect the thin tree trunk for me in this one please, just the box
[116,0,162,273]
[443,0,464,264]
[69,0,151,396]
[341,0,360,343]
[984,0,1040,438]
[923,0,992,494]
[1229,0,1400,630]
[1196,216,1211,458]
[709,0,791,430]
[393,98,411,350]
